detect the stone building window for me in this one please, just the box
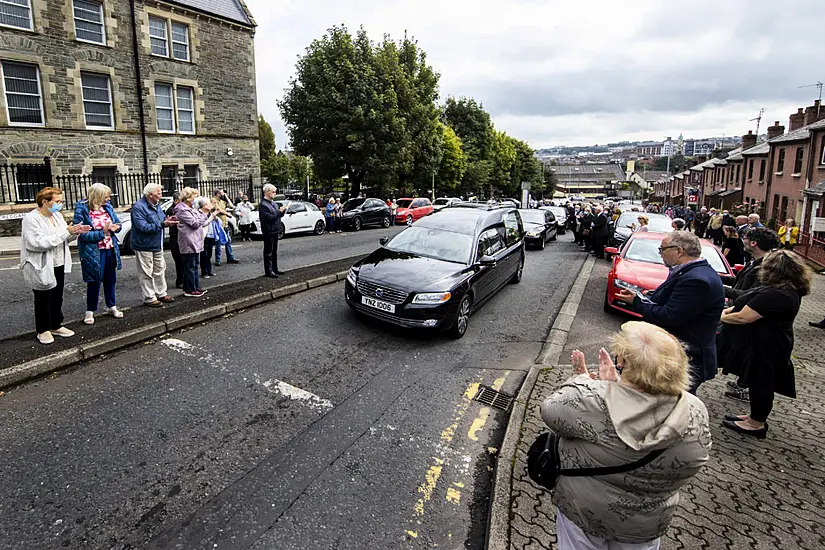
[80,72,113,129]
[0,0,32,31]
[747,159,754,180]
[154,83,195,134]
[73,0,106,45]
[1,61,44,126]
[149,16,168,56]
[149,16,190,62]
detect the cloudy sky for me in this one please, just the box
[243,0,823,149]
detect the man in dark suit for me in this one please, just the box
[259,184,289,278]
[616,231,724,394]
[590,205,609,259]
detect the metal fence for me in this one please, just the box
[1,158,254,209]
[796,233,825,268]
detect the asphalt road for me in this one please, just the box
[0,234,587,550]
[0,226,404,341]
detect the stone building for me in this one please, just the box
[0,0,259,202]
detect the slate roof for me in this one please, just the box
[741,142,770,155]
[551,164,626,179]
[770,126,811,143]
[166,0,254,26]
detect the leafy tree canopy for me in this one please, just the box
[258,115,276,162]
[436,123,467,194]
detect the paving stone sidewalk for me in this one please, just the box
[507,268,825,550]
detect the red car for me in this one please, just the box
[603,232,733,316]
[395,197,433,225]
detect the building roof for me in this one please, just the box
[741,142,770,156]
[804,180,825,197]
[770,126,811,144]
[807,118,825,131]
[551,164,625,178]
[166,0,254,26]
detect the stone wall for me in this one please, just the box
[0,0,260,191]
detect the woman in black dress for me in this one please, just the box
[718,250,812,438]
[721,225,745,267]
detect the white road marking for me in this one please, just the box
[161,338,332,410]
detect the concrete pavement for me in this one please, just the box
[490,256,825,550]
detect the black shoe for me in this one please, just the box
[724,387,750,402]
[264,273,279,279]
[726,380,740,389]
[809,320,825,329]
[228,259,240,264]
[722,419,767,439]
[275,270,285,275]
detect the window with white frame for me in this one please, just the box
[154,83,195,134]
[149,16,168,57]
[1,61,44,126]
[154,83,174,132]
[0,0,32,30]
[149,16,190,61]
[73,0,105,44]
[176,86,194,133]
[80,72,113,129]
[171,21,190,61]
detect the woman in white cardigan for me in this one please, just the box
[20,187,90,344]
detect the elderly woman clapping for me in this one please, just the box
[73,183,123,325]
[540,321,711,550]
[21,187,91,344]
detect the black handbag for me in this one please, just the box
[527,431,665,490]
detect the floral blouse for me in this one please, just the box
[90,208,114,250]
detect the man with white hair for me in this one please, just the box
[130,183,178,307]
[747,213,764,229]
[694,206,710,238]
[259,184,289,278]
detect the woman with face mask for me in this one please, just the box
[20,187,91,344]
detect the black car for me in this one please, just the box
[518,209,557,250]
[339,198,392,231]
[344,207,526,338]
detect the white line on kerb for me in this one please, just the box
[161,338,333,411]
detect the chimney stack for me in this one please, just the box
[741,130,757,151]
[789,108,805,131]
[803,99,825,126]
[766,121,785,141]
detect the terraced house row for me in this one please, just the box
[653,100,825,230]
[0,0,260,205]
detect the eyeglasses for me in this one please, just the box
[658,245,679,254]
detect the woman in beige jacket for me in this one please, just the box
[541,321,712,549]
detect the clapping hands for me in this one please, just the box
[570,348,620,382]
[67,223,92,235]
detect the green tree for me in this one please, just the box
[509,139,544,197]
[436,123,467,194]
[259,115,276,162]
[462,160,493,198]
[441,97,494,162]
[279,26,440,198]
[262,151,291,187]
[653,153,691,174]
[489,130,516,197]
[288,154,312,190]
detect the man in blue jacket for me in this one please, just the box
[131,183,178,307]
[259,184,289,278]
[616,231,724,394]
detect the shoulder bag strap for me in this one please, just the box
[560,448,666,478]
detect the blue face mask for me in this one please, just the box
[48,203,63,213]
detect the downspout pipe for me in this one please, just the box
[129,0,150,175]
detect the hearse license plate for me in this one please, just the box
[362,296,395,313]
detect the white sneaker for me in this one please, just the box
[37,331,54,345]
[84,311,95,325]
[107,306,124,318]
[52,327,75,338]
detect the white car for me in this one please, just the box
[540,206,568,234]
[432,197,462,211]
[250,200,326,238]
[116,198,239,252]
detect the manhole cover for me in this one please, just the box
[473,385,514,412]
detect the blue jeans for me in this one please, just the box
[86,248,117,311]
[214,233,235,263]
[182,253,200,292]
[201,238,214,276]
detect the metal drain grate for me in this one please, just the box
[473,385,514,412]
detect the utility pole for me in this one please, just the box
[799,81,823,116]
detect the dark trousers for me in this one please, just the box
[749,388,774,422]
[169,238,183,287]
[182,253,200,292]
[33,266,65,334]
[326,217,334,232]
[592,235,606,258]
[239,224,253,240]
[263,233,279,275]
[201,238,214,276]
[86,248,117,312]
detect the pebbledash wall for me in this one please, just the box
[0,0,259,199]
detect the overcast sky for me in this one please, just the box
[243,0,824,150]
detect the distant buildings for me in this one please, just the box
[550,164,626,198]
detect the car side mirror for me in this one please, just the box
[379,237,389,246]
[604,247,619,255]
[478,255,496,266]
